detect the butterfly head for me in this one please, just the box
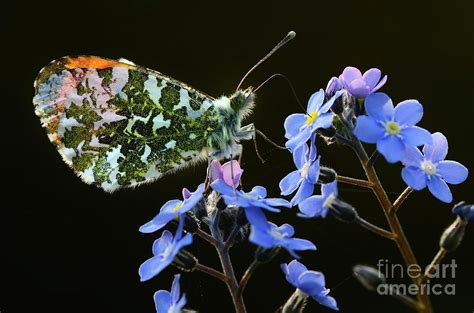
[230,87,255,119]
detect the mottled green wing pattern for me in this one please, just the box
[33,56,220,192]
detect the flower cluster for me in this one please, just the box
[137,65,469,313]
[284,65,467,204]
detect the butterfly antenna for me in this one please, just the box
[254,73,306,113]
[235,31,296,92]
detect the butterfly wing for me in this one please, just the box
[33,56,219,192]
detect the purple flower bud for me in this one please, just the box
[208,159,243,187]
[325,76,343,97]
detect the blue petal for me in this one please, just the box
[312,112,334,130]
[152,231,173,255]
[298,195,325,218]
[249,226,274,249]
[402,146,424,167]
[181,183,205,211]
[286,127,312,152]
[308,135,317,161]
[401,167,427,190]
[154,290,172,313]
[284,238,317,252]
[170,274,181,303]
[364,92,394,122]
[210,179,235,197]
[249,185,267,198]
[306,157,321,185]
[175,294,187,312]
[276,223,295,237]
[245,207,270,231]
[298,271,326,296]
[174,233,193,251]
[400,126,432,146]
[285,260,308,286]
[266,198,292,208]
[317,295,339,311]
[353,116,384,143]
[322,181,338,198]
[423,132,448,162]
[394,100,423,126]
[139,256,169,282]
[307,89,325,113]
[139,212,176,233]
[284,114,306,139]
[437,161,468,184]
[427,176,452,203]
[160,199,183,214]
[376,135,405,163]
[320,90,344,113]
[293,144,308,169]
[291,180,315,205]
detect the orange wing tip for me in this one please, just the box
[64,56,128,69]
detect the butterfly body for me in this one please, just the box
[33,56,255,192]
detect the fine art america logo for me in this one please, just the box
[376,259,457,296]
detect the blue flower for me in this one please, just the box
[210,179,291,212]
[284,89,343,152]
[281,260,338,310]
[154,274,186,313]
[245,207,316,258]
[353,92,432,163]
[139,217,193,281]
[139,184,205,233]
[339,66,387,99]
[298,182,338,218]
[452,202,474,222]
[279,141,320,205]
[401,132,468,203]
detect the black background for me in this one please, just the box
[3,0,473,312]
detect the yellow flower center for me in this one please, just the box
[306,111,319,125]
[172,203,182,212]
[385,121,400,135]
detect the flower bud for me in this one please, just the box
[329,198,358,223]
[172,249,198,272]
[280,289,308,313]
[440,217,467,252]
[255,247,280,264]
[325,77,343,98]
[452,201,474,222]
[318,167,337,184]
[353,265,386,292]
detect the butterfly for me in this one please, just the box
[32,32,295,192]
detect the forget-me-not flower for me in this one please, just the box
[281,259,338,310]
[401,132,468,203]
[339,66,387,99]
[284,89,343,152]
[139,184,205,233]
[154,274,186,313]
[210,179,291,212]
[298,181,338,218]
[353,92,432,163]
[139,217,193,281]
[279,141,320,205]
[245,207,316,258]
